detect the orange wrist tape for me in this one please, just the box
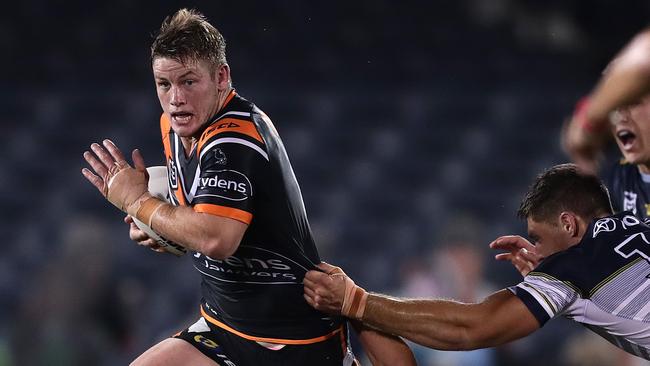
[341,276,368,320]
[135,196,166,227]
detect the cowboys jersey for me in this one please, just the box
[511,211,650,360]
[607,160,650,221]
[160,90,342,343]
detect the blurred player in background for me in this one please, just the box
[82,8,414,366]
[304,164,650,361]
[565,28,650,219]
[494,28,650,277]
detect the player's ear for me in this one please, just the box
[215,63,231,90]
[559,212,579,237]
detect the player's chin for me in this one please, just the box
[171,121,201,138]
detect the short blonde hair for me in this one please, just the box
[151,8,227,69]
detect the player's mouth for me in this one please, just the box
[171,111,194,124]
[617,129,637,150]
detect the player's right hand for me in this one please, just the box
[490,235,543,277]
[561,98,610,175]
[124,215,166,253]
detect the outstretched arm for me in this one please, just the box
[304,263,540,351]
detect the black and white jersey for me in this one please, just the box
[607,160,650,221]
[160,91,342,343]
[511,211,650,360]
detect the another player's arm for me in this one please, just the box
[359,289,538,350]
[564,28,650,173]
[304,263,540,351]
[82,139,246,259]
[350,321,416,366]
[587,28,650,126]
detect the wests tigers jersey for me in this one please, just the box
[607,160,650,221]
[160,91,342,342]
[511,212,650,360]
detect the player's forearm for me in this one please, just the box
[149,202,244,258]
[588,29,650,123]
[360,294,485,351]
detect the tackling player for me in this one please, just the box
[82,8,414,366]
[495,28,650,276]
[304,164,650,361]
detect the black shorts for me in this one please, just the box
[174,316,356,366]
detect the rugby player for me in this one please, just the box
[565,28,650,219]
[495,28,650,276]
[304,164,650,361]
[82,8,415,366]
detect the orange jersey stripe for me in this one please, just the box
[194,203,253,224]
[200,306,342,345]
[160,114,188,206]
[199,117,264,152]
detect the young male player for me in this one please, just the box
[82,8,414,366]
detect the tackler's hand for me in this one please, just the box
[490,235,543,277]
[82,139,151,216]
[303,262,368,320]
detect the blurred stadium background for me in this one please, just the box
[3,0,650,365]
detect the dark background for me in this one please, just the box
[2,1,649,365]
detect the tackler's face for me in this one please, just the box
[153,57,221,139]
[612,97,650,167]
[526,217,573,258]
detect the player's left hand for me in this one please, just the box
[82,139,150,215]
[490,235,543,277]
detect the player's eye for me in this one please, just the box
[184,79,195,86]
[157,81,170,89]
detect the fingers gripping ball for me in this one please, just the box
[328,265,369,320]
[131,166,187,256]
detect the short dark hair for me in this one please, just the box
[151,8,227,69]
[518,163,613,223]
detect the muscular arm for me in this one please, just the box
[82,139,246,259]
[304,263,540,352]
[587,28,650,125]
[149,202,246,259]
[350,321,416,366]
[360,289,539,351]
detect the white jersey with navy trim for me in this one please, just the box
[510,211,650,360]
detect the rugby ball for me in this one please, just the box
[132,166,187,256]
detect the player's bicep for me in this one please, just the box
[470,289,540,348]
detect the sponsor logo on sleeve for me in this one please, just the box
[197,169,252,201]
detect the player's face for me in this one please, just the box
[526,218,572,258]
[612,97,650,167]
[153,57,221,138]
